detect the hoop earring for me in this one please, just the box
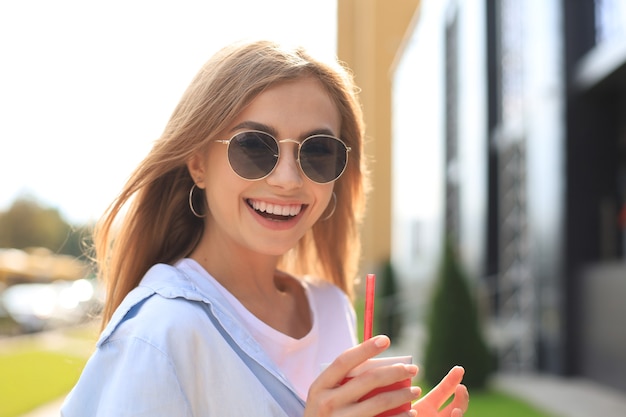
[189,184,206,218]
[321,192,337,221]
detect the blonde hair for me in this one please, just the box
[96,40,369,328]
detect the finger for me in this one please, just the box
[308,366,418,417]
[313,335,391,389]
[439,385,469,417]
[450,408,463,417]
[419,366,465,406]
[451,384,469,413]
[346,385,420,417]
[341,362,418,399]
[387,409,417,417]
[396,411,418,417]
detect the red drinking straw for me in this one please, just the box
[364,273,376,340]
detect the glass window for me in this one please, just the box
[595,0,626,44]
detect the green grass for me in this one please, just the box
[411,379,556,417]
[0,324,96,417]
[462,389,555,417]
[0,348,87,417]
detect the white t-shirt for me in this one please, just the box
[178,258,357,399]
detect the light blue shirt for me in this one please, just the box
[61,263,355,416]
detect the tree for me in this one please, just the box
[423,238,492,390]
[0,196,91,258]
[376,259,403,340]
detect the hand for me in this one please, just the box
[412,366,469,417]
[305,335,420,417]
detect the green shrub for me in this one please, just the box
[423,238,492,389]
[376,260,403,340]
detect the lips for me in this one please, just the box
[246,198,303,219]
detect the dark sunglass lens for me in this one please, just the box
[300,136,348,183]
[228,132,279,179]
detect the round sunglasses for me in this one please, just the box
[215,130,351,184]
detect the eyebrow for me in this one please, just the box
[231,121,338,139]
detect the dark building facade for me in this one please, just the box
[392,0,626,392]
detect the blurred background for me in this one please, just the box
[388,0,626,392]
[2,0,626,416]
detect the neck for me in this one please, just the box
[189,231,311,339]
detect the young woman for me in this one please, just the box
[61,40,468,417]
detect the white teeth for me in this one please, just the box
[249,199,302,216]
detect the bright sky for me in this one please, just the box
[0,0,337,224]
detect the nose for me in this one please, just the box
[265,141,304,190]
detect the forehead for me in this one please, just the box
[230,76,341,138]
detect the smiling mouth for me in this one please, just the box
[247,199,304,220]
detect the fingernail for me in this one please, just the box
[410,386,421,397]
[373,335,390,348]
[405,364,418,376]
[408,410,418,417]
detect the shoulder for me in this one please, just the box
[66,264,294,416]
[98,263,214,347]
[63,295,203,416]
[104,294,207,346]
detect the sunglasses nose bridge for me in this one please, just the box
[277,138,301,148]
[263,138,306,187]
[276,138,303,162]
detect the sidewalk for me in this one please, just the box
[19,397,65,417]
[494,373,626,417]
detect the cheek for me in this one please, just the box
[207,146,224,171]
[204,180,243,225]
[201,153,244,210]
[203,145,237,182]
[314,187,336,217]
